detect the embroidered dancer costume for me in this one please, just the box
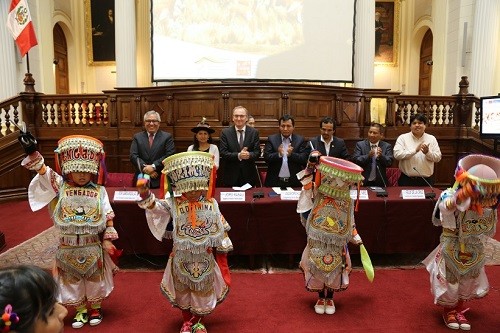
[21,135,119,329]
[423,154,500,330]
[296,154,372,315]
[137,151,232,333]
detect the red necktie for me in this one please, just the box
[149,133,154,147]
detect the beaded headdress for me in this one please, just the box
[452,154,500,211]
[316,156,364,200]
[54,135,106,184]
[161,151,216,198]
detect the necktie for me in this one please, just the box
[279,137,291,178]
[368,145,377,181]
[238,130,244,150]
[149,133,154,147]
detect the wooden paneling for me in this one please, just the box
[1,81,495,200]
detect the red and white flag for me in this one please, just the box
[6,0,38,56]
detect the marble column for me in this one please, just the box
[0,0,20,100]
[469,0,500,97]
[115,0,137,87]
[354,0,375,89]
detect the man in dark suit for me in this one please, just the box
[306,117,350,160]
[264,115,308,188]
[130,110,175,188]
[352,123,394,187]
[219,106,261,187]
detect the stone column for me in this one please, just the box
[115,0,137,87]
[0,0,20,100]
[354,0,375,89]
[469,0,500,97]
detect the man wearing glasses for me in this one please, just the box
[130,110,175,188]
[219,106,261,187]
[305,117,350,160]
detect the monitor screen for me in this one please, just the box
[150,0,356,83]
[480,95,500,139]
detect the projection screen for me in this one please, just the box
[151,0,356,83]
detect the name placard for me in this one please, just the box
[113,191,141,201]
[401,189,426,199]
[280,190,301,201]
[350,189,369,200]
[220,191,246,202]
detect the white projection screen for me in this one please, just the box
[151,0,356,83]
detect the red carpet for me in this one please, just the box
[61,267,500,333]
[1,201,500,332]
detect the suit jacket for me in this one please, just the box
[219,126,261,187]
[129,130,175,189]
[352,140,394,187]
[306,135,350,160]
[264,133,308,187]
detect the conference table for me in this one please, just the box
[108,187,442,257]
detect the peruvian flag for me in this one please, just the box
[6,0,38,56]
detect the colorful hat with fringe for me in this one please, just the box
[316,156,364,200]
[54,135,106,183]
[453,154,500,210]
[162,151,216,197]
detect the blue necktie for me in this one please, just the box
[279,138,290,178]
[368,145,377,181]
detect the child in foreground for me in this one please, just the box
[423,154,500,330]
[137,151,232,333]
[21,134,119,329]
[0,265,68,333]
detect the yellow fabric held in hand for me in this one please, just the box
[360,244,374,282]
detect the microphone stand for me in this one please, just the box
[412,167,436,199]
[375,165,388,197]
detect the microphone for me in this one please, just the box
[412,167,436,199]
[375,165,388,197]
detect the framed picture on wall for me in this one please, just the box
[85,0,115,65]
[375,0,400,66]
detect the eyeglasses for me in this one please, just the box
[145,120,159,124]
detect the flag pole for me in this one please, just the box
[23,51,36,93]
[26,52,31,74]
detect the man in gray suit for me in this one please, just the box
[130,110,175,188]
[219,106,261,187]
[352,123,394,187]
[264,114,308,188]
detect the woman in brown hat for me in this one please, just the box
[187,118,219,168]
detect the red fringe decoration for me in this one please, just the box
[160,173,166,199]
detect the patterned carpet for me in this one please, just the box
[0,227,59,270]
[1,226,499,272]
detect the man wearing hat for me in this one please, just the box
[130,110,176,188]
[187,117,220,169]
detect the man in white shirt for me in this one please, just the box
[393,113,442,186]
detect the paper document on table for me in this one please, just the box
[113,191,141,201]
[232,183,252,191]
[272,187,294,194]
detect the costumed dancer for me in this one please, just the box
[296,150,373,315]
[20,132,120,329]
[136,151,232,333]
[423,154,500,330]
